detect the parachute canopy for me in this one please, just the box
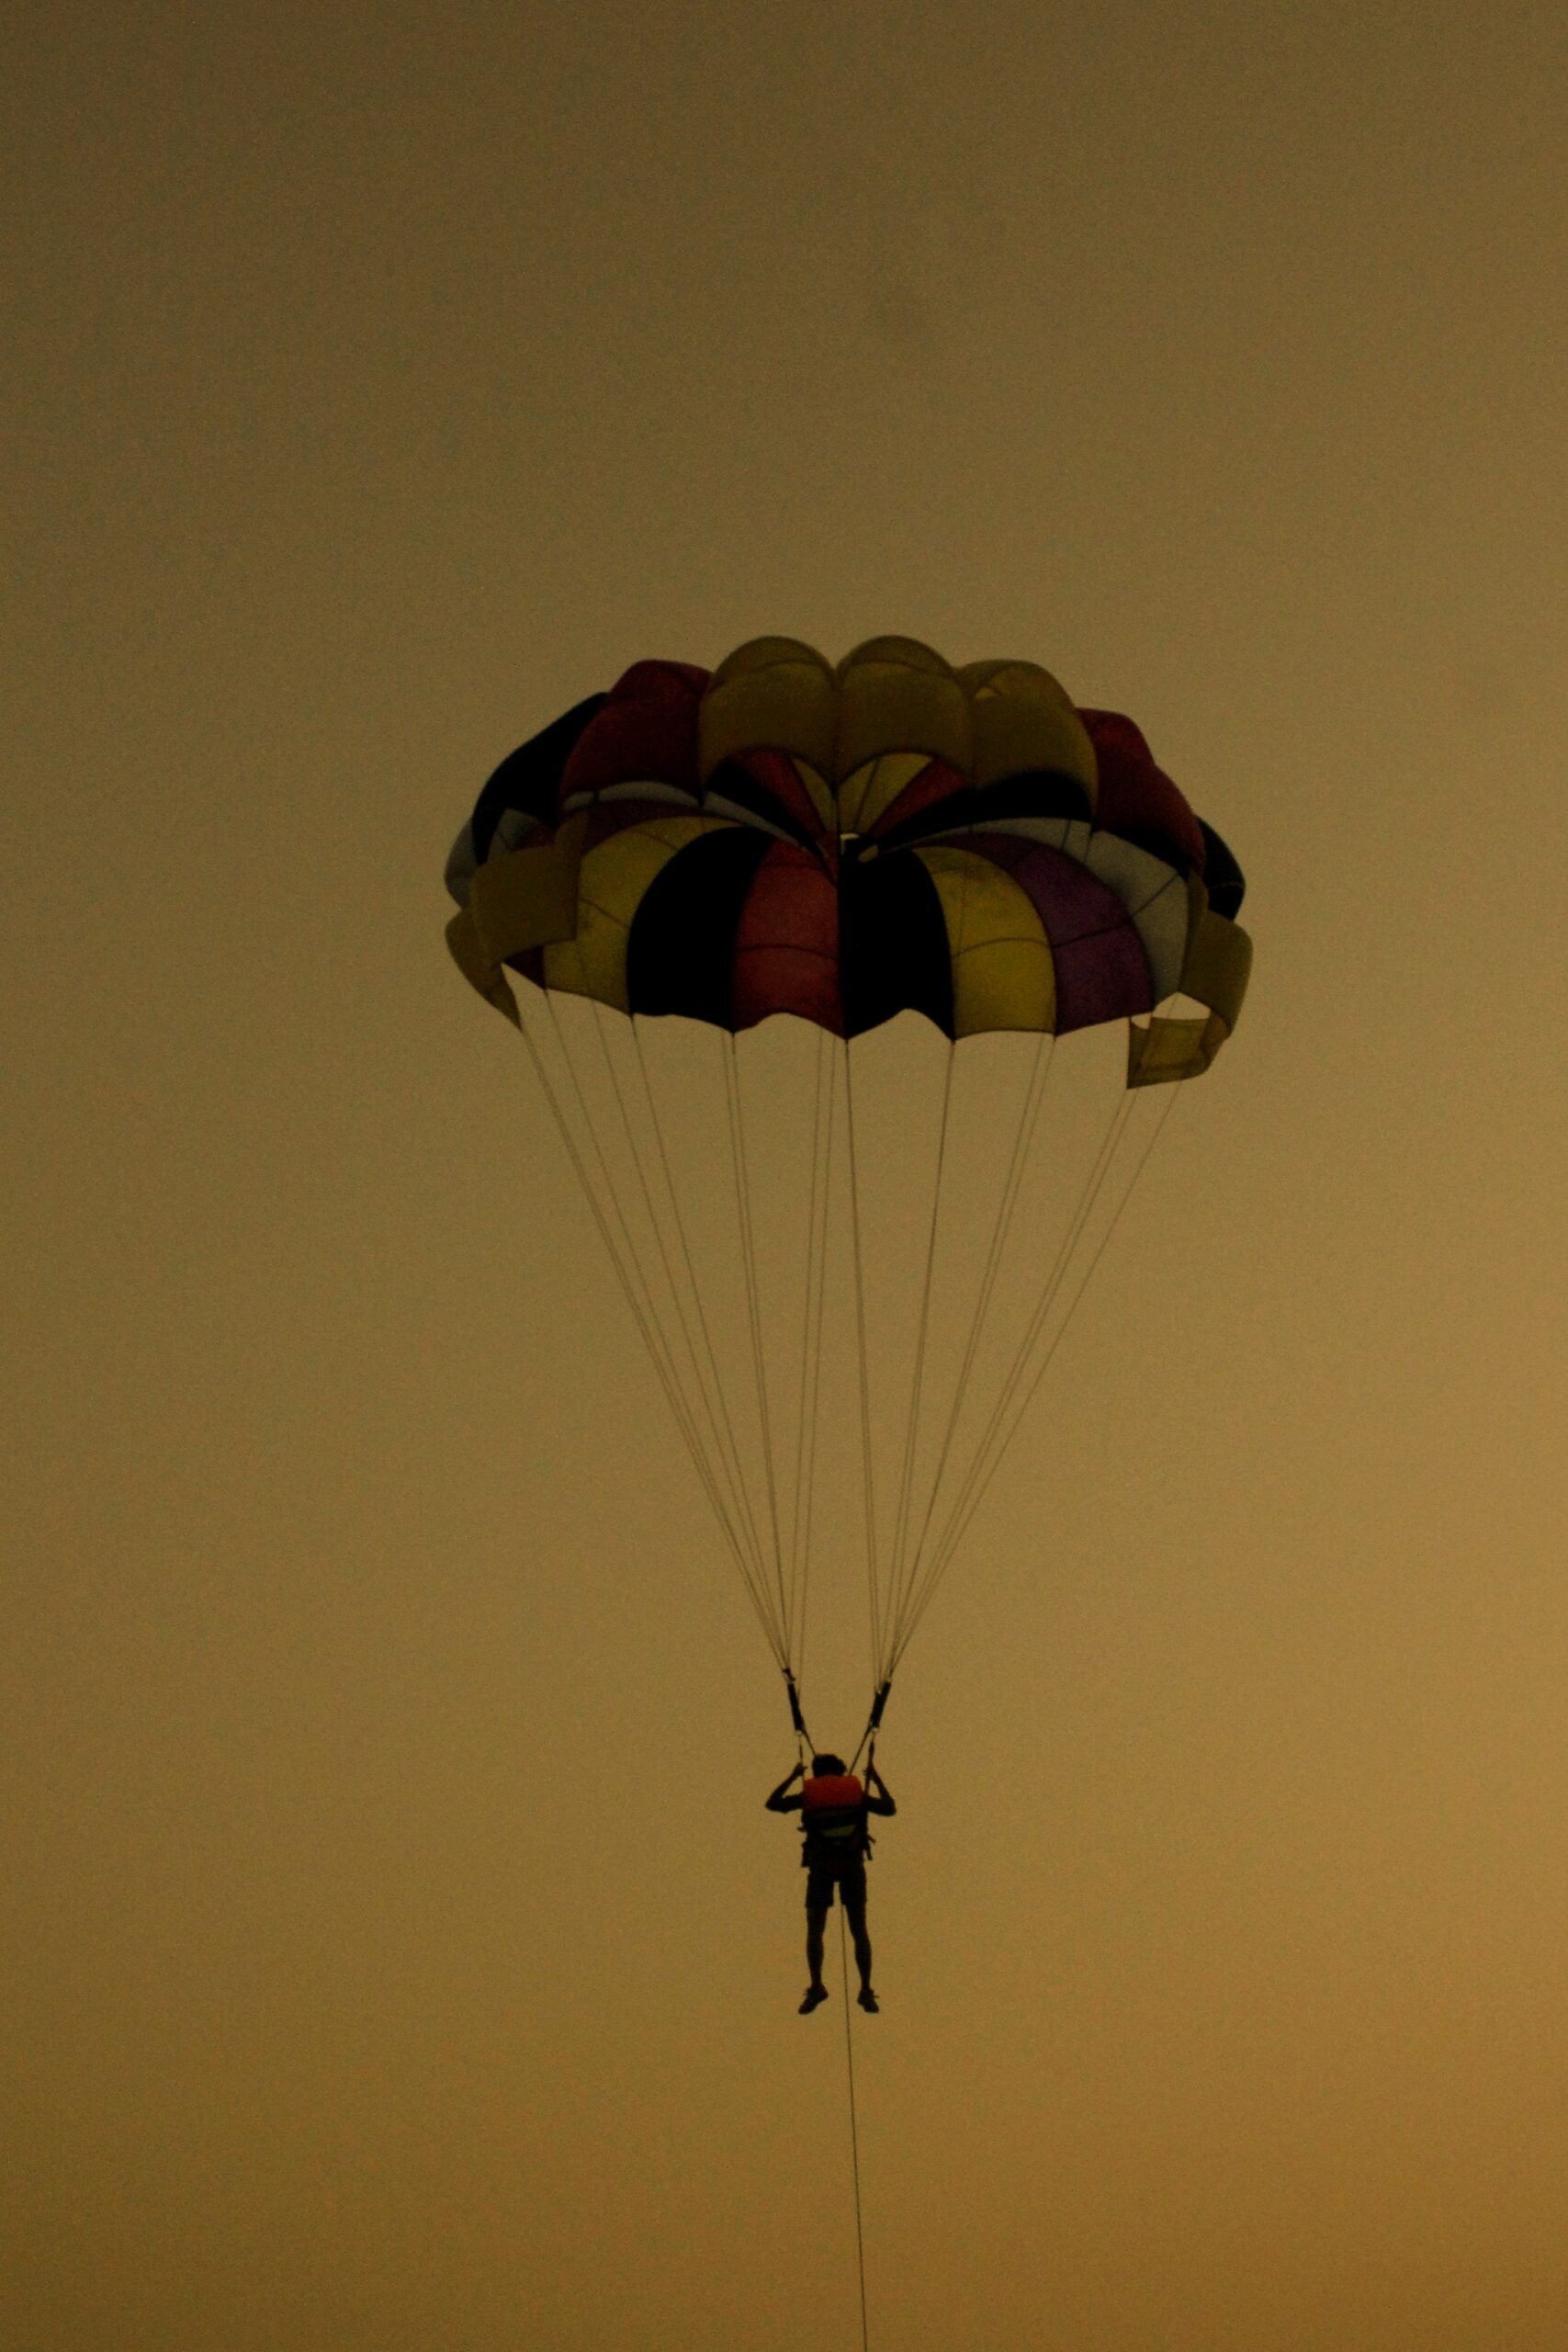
[444,638,1253,1712]
[446,636,1250,1087]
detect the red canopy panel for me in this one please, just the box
[730,842,843,1035]
[1077,708,1206,875]
[559,660,709,807]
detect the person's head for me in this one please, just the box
[811,1752,846,1777]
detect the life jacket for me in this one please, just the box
[800,1773,870,1865]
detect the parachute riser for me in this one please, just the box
[786,1671,890,1775]
[784,1669,813,1762]
[848,1680,892,1777]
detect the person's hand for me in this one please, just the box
[787,1760,805,1781]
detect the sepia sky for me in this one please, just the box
[6,4,1568,2346]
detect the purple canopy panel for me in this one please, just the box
[964,834,1154,1033]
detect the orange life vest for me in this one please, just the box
[801,1772,869,1861]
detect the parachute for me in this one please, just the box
[445,635,1251,1744]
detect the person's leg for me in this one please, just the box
[845,1894,873,1992]
[805,1901,829,1990]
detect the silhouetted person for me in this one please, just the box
[766,1752,896,2014]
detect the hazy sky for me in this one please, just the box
[7,5,1568,2346]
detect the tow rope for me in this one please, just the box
[786,1666,886,2351]
[839,1907,871,2352]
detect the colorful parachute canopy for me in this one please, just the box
[446,637,1251,1086]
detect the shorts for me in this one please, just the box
[805,1855,867,1913]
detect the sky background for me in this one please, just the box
[6,3,1568,2346]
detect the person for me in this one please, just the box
[765,1751,896,2015]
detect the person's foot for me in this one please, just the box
[799,1985,829,2015]
[857,1986,879,2013]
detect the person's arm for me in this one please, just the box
[864,1763,896,1815]
[765,1762,806,1812]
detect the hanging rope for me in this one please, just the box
[893,1080,1181,1664]
[786,1028,836,1679]
[626,1014,773,1584]
[897,1030,1057,1642]
[884,1039,957,1663]
[723,1035,791,1646]
[511,997,776,1645]
[840,1043,885,1678]
[516,975,1181,1713]
[520,996,786,1658]
[588,1003,775,1611]
[885,1087,1135,1662]
[839,1906,871,2352]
